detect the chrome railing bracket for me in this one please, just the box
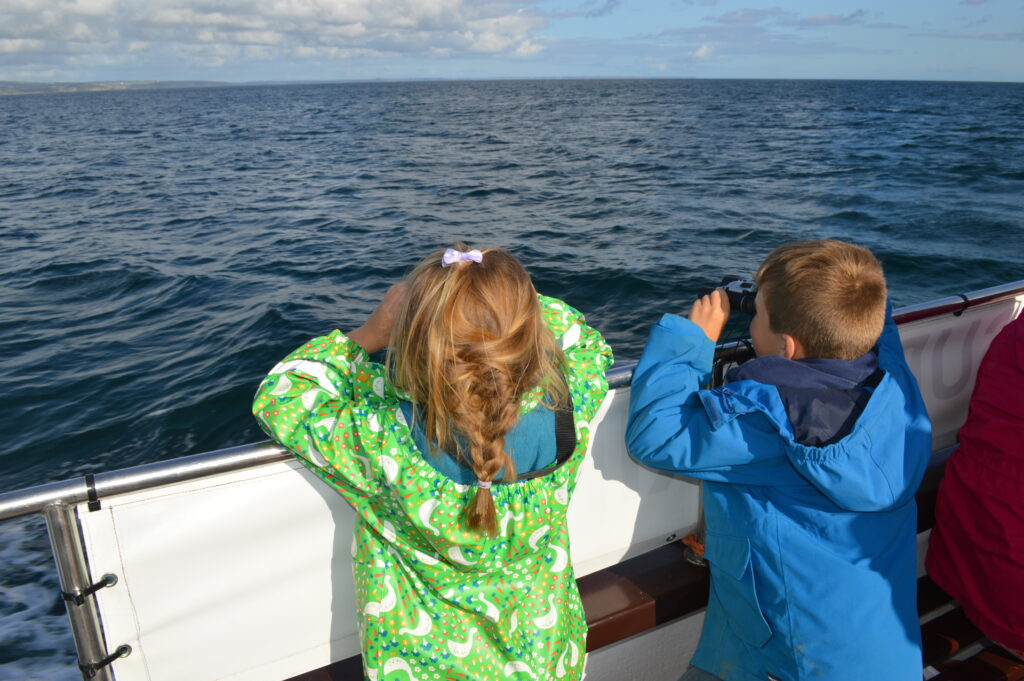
[79,644,132,680]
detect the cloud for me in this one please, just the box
[659,23,874,57]
[0,0,548,75]
[708,8,793,25]
[545,0,622,20]
[681,0,718,5]
[667,8,878,60]
[706,7,867,28]
[690,43,712,59]
[788,10,866,27]
[581,0,621,18]
[912,31,1024,41]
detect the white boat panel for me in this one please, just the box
[898,295,1023,450]
[79,461,361,681]
[567,388,701,576]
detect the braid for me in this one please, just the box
[458,361,522,535]
[387,244,568,537]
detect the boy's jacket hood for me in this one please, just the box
[727,352,879,447]
[699,369,924,513]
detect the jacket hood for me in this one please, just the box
[728,352,880,447]
[721,350,930,512]
[783,373,929,512]
[708,373,930,513]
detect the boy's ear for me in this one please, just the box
[781,334,806,361]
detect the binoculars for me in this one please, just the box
[698,276,758,316]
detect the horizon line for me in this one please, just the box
[3,75,1024,87]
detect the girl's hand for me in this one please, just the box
[348,282,407,353]
[689,288,730,343]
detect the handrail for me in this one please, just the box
[0,442,291,521]
[893,280,1024,324]
[2,279,1022,523]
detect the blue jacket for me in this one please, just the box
[626,308,932,681]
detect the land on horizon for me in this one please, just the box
[3,75,1023,97]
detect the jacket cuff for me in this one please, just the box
[646,313,716,373]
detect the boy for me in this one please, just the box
[626,240,932,681]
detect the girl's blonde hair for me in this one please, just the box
[387,244,567,536]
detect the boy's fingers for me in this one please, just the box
[687,294,708,318]
[687,289,730,343]
[714,287,731,315]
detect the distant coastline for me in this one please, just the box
[0,78,480,95]
[0,80,401,95]
[0,80,234,95]
[2,77,1021,96]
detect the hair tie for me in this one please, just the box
[442,248,483,268]
[476,479,492,490]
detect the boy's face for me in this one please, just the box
[750,290,783,357]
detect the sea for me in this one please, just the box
[1,78,1023,680]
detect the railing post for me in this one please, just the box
[43,503,125,681]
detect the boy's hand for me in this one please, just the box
[348,282,407,353]
[689,288,730,343]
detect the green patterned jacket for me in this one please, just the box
[253,295,613,681]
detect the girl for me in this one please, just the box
[253,245,613,681]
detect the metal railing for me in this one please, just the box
[0,279,1022,681]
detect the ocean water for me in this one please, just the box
[1,78,1023,679]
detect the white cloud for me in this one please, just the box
[0,0,548,76]
[660,23,872,58]
[0,38,47,54]
[788,10,866,27]
[912,30,1024,41]
[706,8,867,28]
[691,43,712,58]
[709,8,792,25]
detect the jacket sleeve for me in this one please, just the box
[252,330,398,502]
[538,295,614,424]
[626,313,800,485]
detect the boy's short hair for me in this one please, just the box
[756,240,887,360]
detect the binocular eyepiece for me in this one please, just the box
[697,276,758,316]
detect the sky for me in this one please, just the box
[1,0,1022,83]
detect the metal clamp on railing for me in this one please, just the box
[62,574,118,607]
[79,644,131,679]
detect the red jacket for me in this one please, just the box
[927,313,1024,650]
